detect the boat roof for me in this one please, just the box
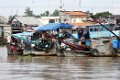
[12,32,34,40]
[37,23,73,31]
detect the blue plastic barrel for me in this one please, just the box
[85,40,91,46]
[112,40,119,49]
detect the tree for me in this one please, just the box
[45,11,50,16]
[38,11,50,17]
[94,11,112,19]
[24,7,34,16]
[52,9,59,16]
[40,13,46,17]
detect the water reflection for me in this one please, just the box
[0,47,120,80]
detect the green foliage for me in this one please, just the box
[94,11,112,19]
[52,9,59,16]
[37,10,50,17]
[23,8,59,18]
[24,7,34,16]
[40,13,46,17]
[36,10,59,17]
[45,11,50,16]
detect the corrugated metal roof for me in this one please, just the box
[71,22,95,27]
[41,16,60,19]
[15,17,40,26]
[63,11,88,16]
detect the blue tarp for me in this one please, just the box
[12,32,33,40]
[12,32,33,36]
[32,26,41,30]
[37,23,73,31]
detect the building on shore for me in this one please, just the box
[110,15,120,30]
[60,11,89,23]
[0,16,11,44]
[92,15,120,30]
[60,11,94,27]
[11,16,42,33]
[0,24,11,39]
[37,16,60,25]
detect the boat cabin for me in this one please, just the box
[88,24,111,38]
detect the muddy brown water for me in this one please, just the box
[0,46,120,80]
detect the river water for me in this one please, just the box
[0,46,120,80]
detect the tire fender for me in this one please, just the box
[90,48,100,56]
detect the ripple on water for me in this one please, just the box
[0,47,120,80]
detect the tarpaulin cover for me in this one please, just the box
[12,32,33,41]
[37,23,73,31]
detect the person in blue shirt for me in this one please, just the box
[78,28,83,39]
[82,28,90,39]
[63,31,71,38]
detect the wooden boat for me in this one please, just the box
[56,38,120,57]
[6,22,120,57]
[7,23,73,56]
[6,37,57,56]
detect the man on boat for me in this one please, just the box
[82,28,90,39]
[78,28,83,39]
[23,35,32,53]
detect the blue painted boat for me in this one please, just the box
[89,24,111,38]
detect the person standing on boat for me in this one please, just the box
[24,36,31,52]
[7,35,11,44]
[41,31,46,44]
[63,31,71,39]
[82,27,91,50]
[82,28,90,39]
[9,37,18,54]
[79,28,90,47]
[78,28,83,39]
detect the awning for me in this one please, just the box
[37,23,73,31]
[71,22,95,27]
[12,32,34,41]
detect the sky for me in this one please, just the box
[0,0,120,17]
